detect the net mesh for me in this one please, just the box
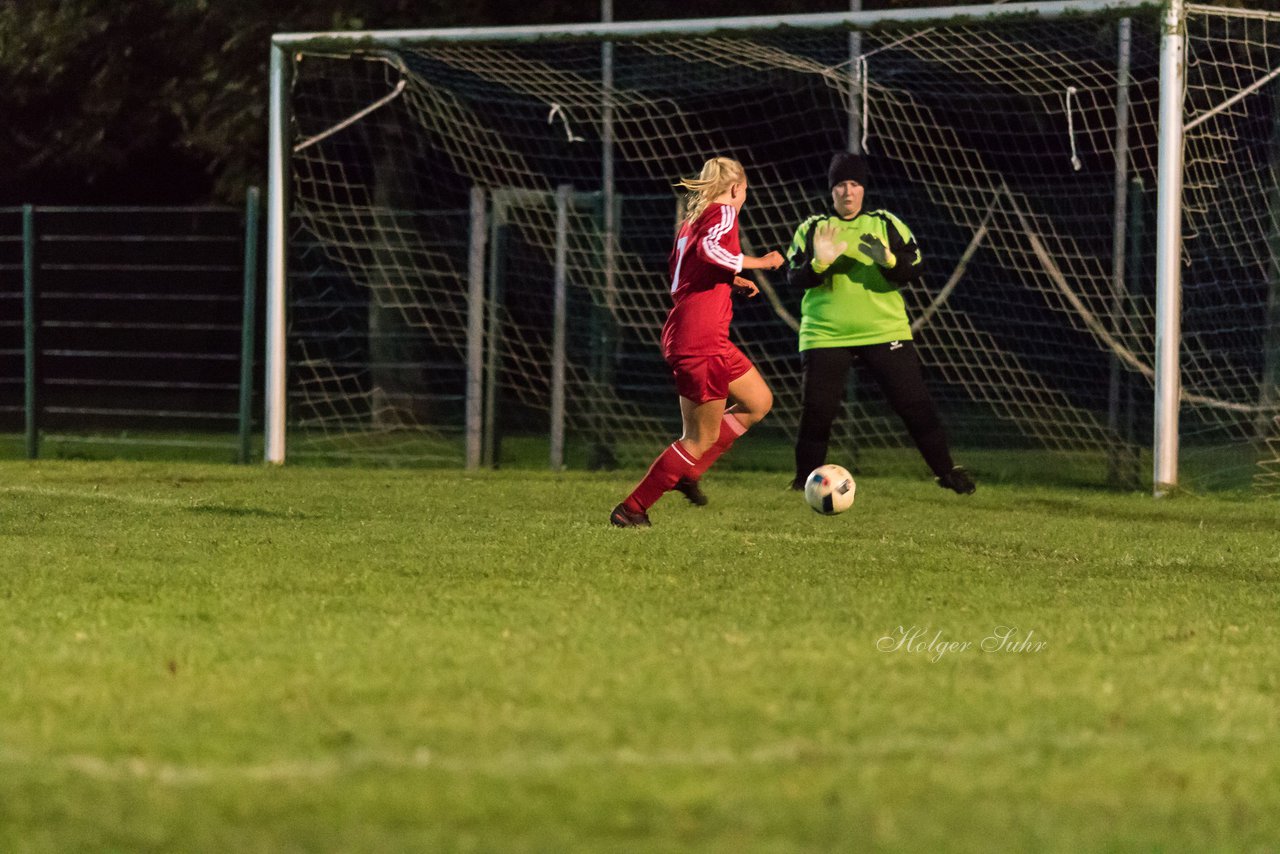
[1182,4,1280,493]
[281,5,1280,493]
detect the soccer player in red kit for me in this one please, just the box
[610,156,784,527]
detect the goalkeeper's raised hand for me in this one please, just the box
[811,222,848,272]
[857,233,897,270]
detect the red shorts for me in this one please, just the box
[667,343,754,404]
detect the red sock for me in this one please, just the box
[688,414,748,480]
[623,442,698,513]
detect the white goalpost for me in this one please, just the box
[264,0,1280,496]
[1154,0,1185,496]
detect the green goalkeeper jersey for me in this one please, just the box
[785,210,922,351]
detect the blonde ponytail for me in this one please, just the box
[676,156,746,223]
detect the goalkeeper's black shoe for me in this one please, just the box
[937,465,976,495]
[610,502,652,528]
[788,477,806,492]
[674,476,708,506]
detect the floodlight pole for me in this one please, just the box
[1153,0,1185,496]
[465,186,487,470]
[265,41,290,464]
[602,0,617,312]
[848,0,863,154]
[1108,17,1135,487]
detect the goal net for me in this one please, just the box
[270,1,1280,494]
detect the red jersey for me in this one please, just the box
[660,203,743,358]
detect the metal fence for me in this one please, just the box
[0,192,260,462]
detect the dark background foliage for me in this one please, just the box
[0,0,1044,204]
[1,0,1270,204]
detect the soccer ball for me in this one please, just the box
[804,464,856,515]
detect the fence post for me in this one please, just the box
[551,185,571,470]
[483,194,508,468]
[465,187,487,470]
[239,188,261,464]
[22,205,38,461]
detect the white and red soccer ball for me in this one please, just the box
[804,464,856,515]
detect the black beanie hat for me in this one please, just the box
[827,151,868,189]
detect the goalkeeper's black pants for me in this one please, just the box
[793,340,956,483]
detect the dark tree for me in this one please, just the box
[9,0,1269,204]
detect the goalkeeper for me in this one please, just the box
[785,151,975,495]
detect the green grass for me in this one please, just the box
[0,459,1277,852]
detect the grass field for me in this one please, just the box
[1,458,1278,852]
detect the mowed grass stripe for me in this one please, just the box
[6,725,1229,785]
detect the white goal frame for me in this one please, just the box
[266,0,1191,493]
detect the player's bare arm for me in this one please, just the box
[741,250,784,270]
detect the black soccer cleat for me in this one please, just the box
[937,465,976,495]
[674,476,708,506]
[788,477,806,492]
[609,502,652,528]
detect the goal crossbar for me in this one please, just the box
[269,0,1159,49]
